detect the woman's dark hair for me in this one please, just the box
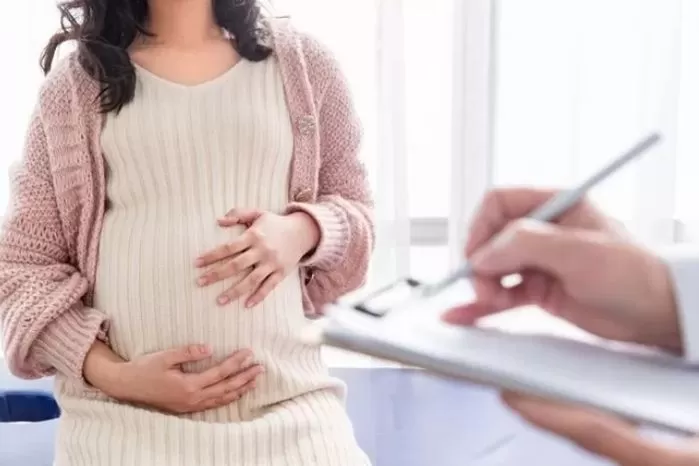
[41,0,272,113]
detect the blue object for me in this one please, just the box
[0,391,60,423]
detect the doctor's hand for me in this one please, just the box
[501,392,699,466]
[196,208,320,308]
[442,188,682,353]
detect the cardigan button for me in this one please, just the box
[304,269,316,284]
[297,115,316,137]
[294,188,313,202]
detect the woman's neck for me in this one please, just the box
[146,0,222,47]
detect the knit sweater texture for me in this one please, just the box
[0,19,374,386]
[47,49,370,466]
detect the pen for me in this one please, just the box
[423,132,662,297]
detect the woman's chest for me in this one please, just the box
[100,59,295,214]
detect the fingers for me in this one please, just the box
[470,219,608,280]
[197,249,261,286]
[218,264,275,306]
[246,272,284,308]
[201,363,264,402]
[502,392,692,466]
[442,279,529,324]
[442,272,553,325]
[195,231,255,268]
[465,188,607,257]
[160,344,213,367]
[466,189,561,255]
[218,208,263,227]
[193,349,254,387]
[197,378,258,412]
[442,303,501,325]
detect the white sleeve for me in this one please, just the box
[658,245,699,362]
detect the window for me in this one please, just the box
[493,0,698,246]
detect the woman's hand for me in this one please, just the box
[85,341,264,414]
[195,208,320,308]
[503,392,699,466]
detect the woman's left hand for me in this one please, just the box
[195,209,320,308]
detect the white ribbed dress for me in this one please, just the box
[52,57,370,466]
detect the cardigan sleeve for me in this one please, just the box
[0,99,108,381]
[284,33,375,307]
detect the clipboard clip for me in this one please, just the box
[346,277,425,318]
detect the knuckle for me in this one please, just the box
[184,346,197,358]
[227,259,241,274]
[481,190,505,218]
[253,271,267,284]
[182,382,198,397]
[482,190,499,210]
[236,349,253,363]
[213,396,227,407]
[509,219,545,244]
[212,365,227,381]
[268,249,281,265]
[249,229,265,243]
[227,375,245,389]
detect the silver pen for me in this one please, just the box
[423,132,662,297]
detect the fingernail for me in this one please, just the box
[242,356,253,367]
[218,295,230,305]
[198,344,212,354]
[197,277,208,286]
[194,258,204,267]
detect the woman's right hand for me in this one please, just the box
[84,342,264,414]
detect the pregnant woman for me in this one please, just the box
[0,0,373,465]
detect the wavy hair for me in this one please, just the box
[41,0,272,113]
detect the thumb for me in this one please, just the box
[160,344,212,367]
[471,219,598,281]
[218,208,263,227]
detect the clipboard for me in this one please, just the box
[312,133,699,436]
[315,281,699,435]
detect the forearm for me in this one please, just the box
[285,211,321,258]
[82,340,126,397]
[285,201,349,269]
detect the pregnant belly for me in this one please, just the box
[94,216,312,358]
[91,214,335,416]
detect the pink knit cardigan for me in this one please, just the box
[0,21,374,381]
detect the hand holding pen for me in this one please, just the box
[441,134,697,466]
